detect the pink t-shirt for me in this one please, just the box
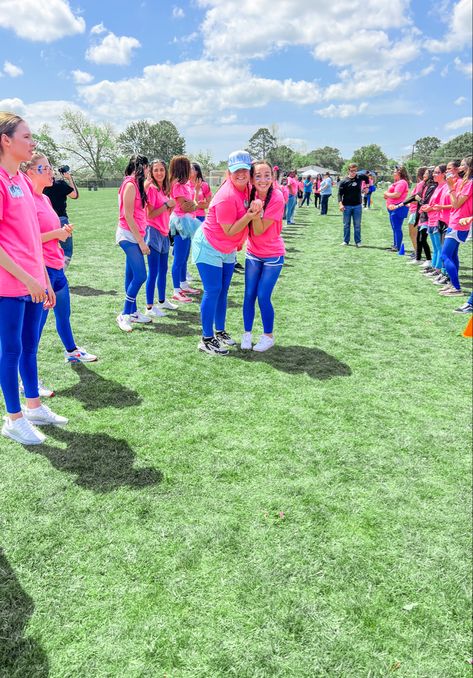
[202,179,249,254]
[247,189,285,258]
[171,181,194,217]
[298,180,304,192]
[435,183,452,224]
[33,192,65,269]
[408,180,424,213]
[386,179,409,207]
[287,177,298,196]
[193,181,212,218]
[146,183,170,236]
[0,168,46,297]
[273,181,289,203]
[449,179,473,231]
[118,176,147,236]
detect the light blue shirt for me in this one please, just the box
[320,177,332,196]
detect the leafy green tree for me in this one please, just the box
[351,144,388,172]
[246,128,277,160]
[432,132,473,164]
[307,146,344,171]
[190,150,215,174]
[60,110,117,180]
[117,120,185,164]
[413,136,442,166]
[33,124,63,167]
[268,145,294,171]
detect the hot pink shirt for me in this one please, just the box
[408,181,424,213]
[33,192,65,269]
[298,180,304,192]
[192,181,212,218]
[118,176,147,236]
[0,168,46,297]
[427,183,451,226]
[202,179,249,254]
[146,183,170,236]
[436,183,452,224]
[273,181,289,203]
[171,180,194,217]
[287,177,298,196]
[386,179,409,207]
[449,179,473,231]
[247,189,285,258]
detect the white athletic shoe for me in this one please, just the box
[241,332,253,350]
[116,313,133,332]
[144,306,166,319]
[186,273,194,282]
[253,335,275,352]
[2,415,46,445]
[156,299,178,311]
[19,379,55,398]
[421,260,432,269]
[408,259,422,265]
[129,311,152,324]
[64,346,98,363]
[22,403,68,426]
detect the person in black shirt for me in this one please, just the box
[338,163,369,247]
[43,169,78,268]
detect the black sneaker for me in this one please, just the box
[234,262,244,273]
[198,336,229,355]
[453,303,473,314]
[216,330,236,346]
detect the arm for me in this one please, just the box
[62,173,79,199]
[447,179,471,210]
[338,180,345,210]
[220,200,262,237]
[123,183,150,254]
[251,215,274,236]
[0,245,47,303]
[147,198,175,219]
[41,226,72,243]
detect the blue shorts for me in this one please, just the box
[245,253,285,267]
[445,228,469,243]
[46,266,68,292]
[192,226,236,268]
[145,226,170,253]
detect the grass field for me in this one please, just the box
[1,189,472,677]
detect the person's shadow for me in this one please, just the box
[56,364,142,411]
[33,428,162,492]
[0,548,49,677]
[69,285,117,297]
[228,345,351,380]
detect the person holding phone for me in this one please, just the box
[43,164,78,269]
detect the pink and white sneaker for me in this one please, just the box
[180,286,201,296]
[172,291,193,303]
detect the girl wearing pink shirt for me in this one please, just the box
[0,112,68,446]
[191,162,212,223]
[25,153,97,366]
[383,166,409,251]
[143,159,177,319]
[115,155,152,332]
[439,157,473,296]
[419,165,451,277]
[241,161,285,352]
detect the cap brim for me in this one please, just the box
[228,163,251,172]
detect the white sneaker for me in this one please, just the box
[241,332,252,350]
[253,335,275,352]
[129,311,152,324]
[116,313,133,332]
[22,403,68,426]
[144,306,166,319]
[408,259,422,265]
[156,299,178,311]
[186,273,194,282]
[64,346,98,363]
[20,379,55,398]
[2,415,46,445]
[421,260,432,268]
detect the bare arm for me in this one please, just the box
[63,173,79,199]
[221,201,262,236]
[0,245,47,303]
[251,215,274,236]
[123,183,150,254]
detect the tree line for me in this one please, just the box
[34,110,473,182]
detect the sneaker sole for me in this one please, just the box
[25,418,68,427]
[2,424,45,445]
[198,344,229,356]
[64,357,98,363]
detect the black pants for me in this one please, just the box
[300,193,311,206]
[320,194,330,215]
[313,193,320,208]
[416,228,431,261]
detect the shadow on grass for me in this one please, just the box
[69,285,117,297]
[34,428,162,492]
[56,364,142,410]
[0,549,49,677]
[228,345,351,380]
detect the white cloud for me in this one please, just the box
[445,116,473,130]
[419,64,435,76]
[426,0,472,52]
[3,61,23,77]
[172,6,185,18]
[0,97,84,139]
[454,96,467,105]
[454,57,472,77]
[86,32,141,65]
[315,103,368,118]
[72,69,94,84]
[0,0,85,42]
[90,22,107,35]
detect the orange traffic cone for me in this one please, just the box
[462,316,473,338]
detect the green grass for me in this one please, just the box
[1,190,471,677]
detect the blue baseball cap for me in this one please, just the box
[228,150,252,173]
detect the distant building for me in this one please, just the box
[298,164,338,177]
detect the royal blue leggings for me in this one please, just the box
[300,192,311,206]
[119,241,147,315]
[172,234,191,289]
[39,267,76,352]
[0,297,43,413]
[388,206,408,250]
[146,249,169,304]
[429,230,442,269]
[243,257,283,334]
[196,262,235,337]
[441,234,468,290]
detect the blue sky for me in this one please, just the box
[0,0,471,162]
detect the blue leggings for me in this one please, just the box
[300,193,311,206]
[146,249,169,304]
[388,206,408,250]
[441,234,468,290]
[172,234,191,289]
[39,267,76,352]
[243,257,283,334]
[429,230,442,269]
[119,241,147,315]
[0,297,43,413]
[196,262,235,337]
